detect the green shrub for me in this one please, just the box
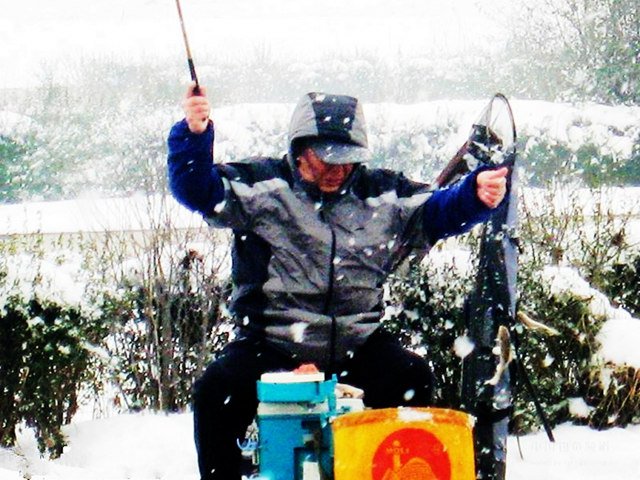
[0,134,37,203]
[97,272,231,412]
[0,294,104,458]
[512,266,605,433]
[0,226,232,453]
[599,253,640,318]
[385,247,474,408]
[385,240,639,435]
[520,138,640,188]
[0,236,105,457]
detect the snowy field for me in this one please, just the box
[0,412,638,480]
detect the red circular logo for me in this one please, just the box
[371,428,451,480]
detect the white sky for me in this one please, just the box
[0,0,508,88]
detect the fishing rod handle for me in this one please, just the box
[188,60,200,95]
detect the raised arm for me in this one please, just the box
[167,83,224,216]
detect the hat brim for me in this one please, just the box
[307,139,371,165]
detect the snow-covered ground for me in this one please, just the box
[0,412,638,480]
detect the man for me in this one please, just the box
[167,83,508,480]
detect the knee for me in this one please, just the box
[358,357,435,408]
[192,353,260,413]
[401,358,435,406]
[192,361,232,409]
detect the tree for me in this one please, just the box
[502,0,639,104]
[0,134,37,203]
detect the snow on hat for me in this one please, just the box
[288,92,370,163]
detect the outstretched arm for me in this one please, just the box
[423,166,508,243]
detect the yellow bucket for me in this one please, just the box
[332,407,475,480]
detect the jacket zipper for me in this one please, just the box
[319,196,338,372]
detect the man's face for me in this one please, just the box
[297,147,355,193]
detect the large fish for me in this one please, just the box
[436,94,518,480]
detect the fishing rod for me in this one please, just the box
[175,0,200,94]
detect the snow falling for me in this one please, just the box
[1,0,640,479]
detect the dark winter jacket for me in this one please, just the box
[167,93,492,367]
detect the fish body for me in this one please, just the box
[485,325,514,387]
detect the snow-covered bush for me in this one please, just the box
[0,202,233,453]
[93,256,231,412]
[0,132,37,203]
[0,296,104,458]
[516,183,639,431]
[535,266,640,430]
[82,208,232,413]
[599,253,640,318]
[0,237,105,458]
[513,265,605,432]
[586,364,640,428]
[384,246,475,408]
[520,185,637,279]
[4,55,640,205]
[385,221,640,435]
[520,137,640,187]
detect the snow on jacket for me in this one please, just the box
[167,92,492,367]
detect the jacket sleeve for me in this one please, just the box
[167,119,282,231]
[422,167,493,244]
[167,119,224,217]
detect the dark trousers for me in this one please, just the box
[192,328,434,480]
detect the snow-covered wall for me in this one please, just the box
[0,195,205,236]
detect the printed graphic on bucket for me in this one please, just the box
[332,408,474,480]
[371,428,451,480]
